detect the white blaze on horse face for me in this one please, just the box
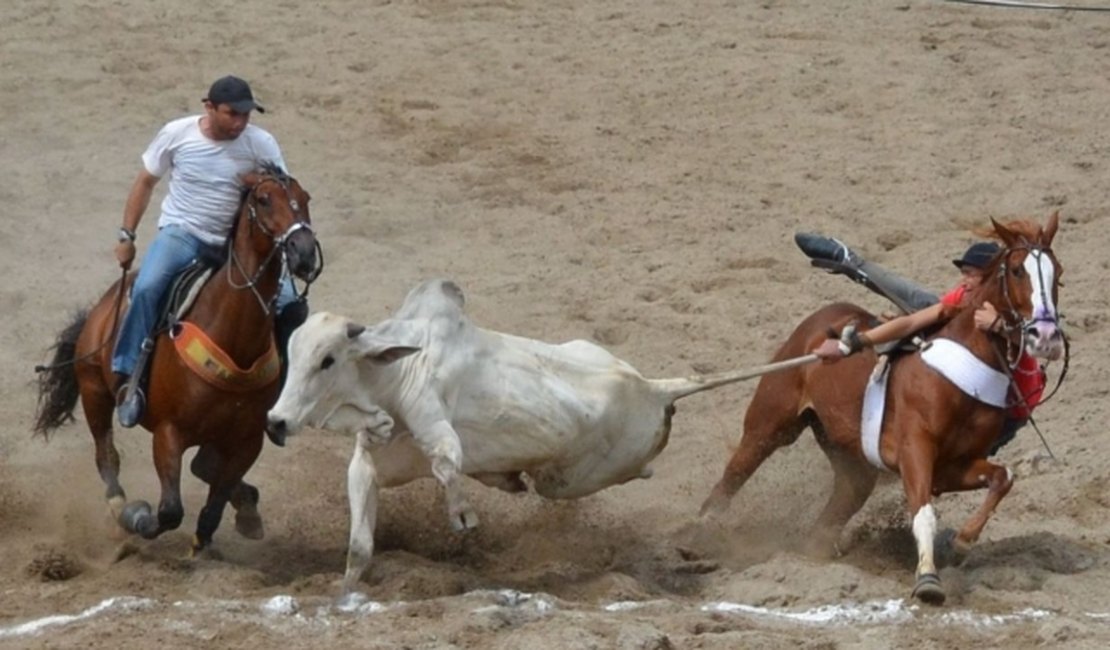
[912,504,938,577]
[1023,250,1064,360]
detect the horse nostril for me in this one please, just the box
[267,418,287,435]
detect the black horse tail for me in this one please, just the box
[33,309,89,439]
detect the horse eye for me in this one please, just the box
[320,355,335,370]
[257,194,271,207]
[1011,267,1024,279]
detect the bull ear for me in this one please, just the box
[366,345,421,365]
[352,319,420,364]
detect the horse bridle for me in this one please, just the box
[989,242,1069,408]
[228,174,324,313]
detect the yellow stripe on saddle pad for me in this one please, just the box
[172,321,280,392]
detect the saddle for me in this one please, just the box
[127,261,215,397]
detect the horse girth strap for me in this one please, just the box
[171,321,280,392]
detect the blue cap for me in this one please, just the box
[205,75,265,113]
[952,242,1000,269]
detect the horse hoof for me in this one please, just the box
[912,573,946,606]
[118,500,153,535]
[801,538,839,560]
[235,511,265,540]
[107,495,127,521]
[698,490,730,518]
[188,546,224,561]
[113,541,139,563]
[934,528,969,568]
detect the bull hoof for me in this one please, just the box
[451,507,479,532]
[336,590,370,612]
[933,528,970,569]
[912,573,946,606]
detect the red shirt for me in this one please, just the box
[939,286,966,308]
[937,286,1044,419]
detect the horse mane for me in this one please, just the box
[257,160,292,184]
[238,160,291,202]
[973,216,1052,247]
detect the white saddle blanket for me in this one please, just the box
[920,338,1010,407]
[860,338,1009,471]
[861,359,892,471]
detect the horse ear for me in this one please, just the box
[1043,210,1060,245]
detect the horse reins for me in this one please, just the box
[985,241,1070,459]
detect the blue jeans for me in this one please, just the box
[112,224,299,376]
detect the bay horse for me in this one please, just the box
[700,213,1064,605]
[33,163,320,555]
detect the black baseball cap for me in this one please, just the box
[205,75,265,113]
[952,241,1000,270]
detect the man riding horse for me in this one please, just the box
[112,75,307,427]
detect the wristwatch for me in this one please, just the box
[117,227,136,243]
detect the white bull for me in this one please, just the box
[267,279,806,593]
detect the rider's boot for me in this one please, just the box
[116,338,153,428]
[794,233,863,268]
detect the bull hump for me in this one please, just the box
[440,280,465,308]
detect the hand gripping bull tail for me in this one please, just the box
[650,354,819,402]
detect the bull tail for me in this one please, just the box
[651,354,818,402]
[33,309,89,439]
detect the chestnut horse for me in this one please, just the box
[33,164,320,555]
[700,213,1064,605]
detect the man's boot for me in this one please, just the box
[115,373,144,429]
[116,337,154,428]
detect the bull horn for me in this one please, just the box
[346,323,366,339]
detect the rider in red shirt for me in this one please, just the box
[795,235,1046,455]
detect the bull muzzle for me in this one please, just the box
[265,415,290,447]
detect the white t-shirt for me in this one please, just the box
[142,115,287,247]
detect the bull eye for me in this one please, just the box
[321,355,335,370]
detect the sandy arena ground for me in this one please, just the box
[3,0,1110,647]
